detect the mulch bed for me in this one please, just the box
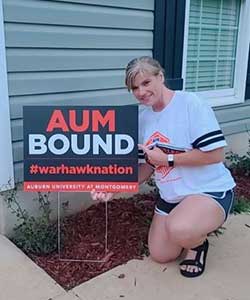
[232,171,250,201]
[29,173,249,290]
[30,192,156,290]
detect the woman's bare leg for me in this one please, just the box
[148,213,182,263]
[166,194,225,274]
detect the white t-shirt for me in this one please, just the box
[139,91,236,203]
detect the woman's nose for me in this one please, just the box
[137,86,145,96]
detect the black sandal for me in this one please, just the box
[179,239,209,278]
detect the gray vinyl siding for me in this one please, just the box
[215,51,250,137]
[3,0,154,182]
[215,99,250,137]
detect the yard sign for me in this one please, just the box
[23,106,138,192]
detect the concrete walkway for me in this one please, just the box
[0,214,249,300]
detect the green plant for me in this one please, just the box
[226,138,250,176]
[146,176,159,196]
[3,185,59,255]
[233,196,250,214]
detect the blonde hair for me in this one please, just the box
[125,56,164,91]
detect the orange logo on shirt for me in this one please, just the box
[145,131,170,146]
[145,132,173,178]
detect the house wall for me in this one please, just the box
[154,0,250,148]
[215,100,250,137]
[225,132,250,157]
[1,0,249,235]
[3,0,154,183]
[0,0,14,192]
[216,50,250,138]
[5,0,249,185]
[0,0,154,235]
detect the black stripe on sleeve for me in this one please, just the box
[138,149,145,159]
[196,136,225,148]
[192,130,223,148]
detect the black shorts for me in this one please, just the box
[155,189,235,221]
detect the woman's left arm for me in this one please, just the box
[173,147,224,166]
[138,144,224,167]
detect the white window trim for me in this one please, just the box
[182,0,250,107]
[0,0,14,192]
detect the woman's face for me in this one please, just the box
[131,72,164,107]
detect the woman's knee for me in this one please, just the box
[148,236,182,263]
[148,242,178,263]
[147,213,183,263]
[166,219,197,246]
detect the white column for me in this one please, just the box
[0,0,14,192]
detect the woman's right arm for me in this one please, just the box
[91,163,153,202]
[138,163,154,185]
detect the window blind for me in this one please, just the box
[185,0,241,91]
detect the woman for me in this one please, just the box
[91,56,235,278]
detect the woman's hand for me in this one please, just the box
[90,190,114,202]
[138,144,167,167]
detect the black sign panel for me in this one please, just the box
[23,106,138,192]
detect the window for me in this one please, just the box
[182,0,250,106]
[0,0,14,191]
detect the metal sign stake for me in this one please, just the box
[57,192,109,263]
